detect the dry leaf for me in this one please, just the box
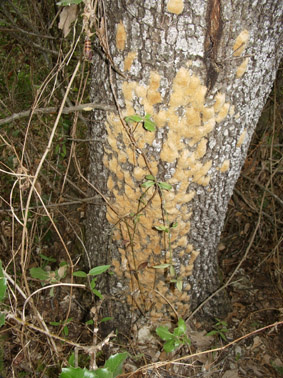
[190,329,214,348]
[58,5,78,37]
[251,335,262,350]
[57,265,67,279]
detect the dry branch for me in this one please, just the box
[0,103,115,126]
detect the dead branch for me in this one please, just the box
[0,103,115,126]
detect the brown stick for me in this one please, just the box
[0,103,115,126]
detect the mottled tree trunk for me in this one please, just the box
[86,0,282,332]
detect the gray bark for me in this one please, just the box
[86,0,282,331]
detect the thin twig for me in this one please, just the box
[242,173,283,206]
[154,289,179,320]
[0,102,115,126]
[0,195,101,213]
[0,26,59,39]
[7,313,116,354]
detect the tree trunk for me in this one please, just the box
[86,0,282,333]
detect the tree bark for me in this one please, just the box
[86,0,282,332]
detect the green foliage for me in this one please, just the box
[60,352,128,378]
[153,222,177,234]
[73,271,88,278]
[57,0,84,5]
[50,317,73,337]
[156,318,190,353]
[88,265,110,276]
[124,114,156,132]
[206,318,228,341]
[141,175,172,191]
[0,261,7,327]
[30,263,68,284]
[39,254,57,264]
[0,261,7,302]
[73,265,110,298]
[100,317,113,323]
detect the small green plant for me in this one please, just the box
[0,260,7,327]
[206,318,228,341]
[156,318,191,353]
[73,265,111,299]
[124,113,156,132]
[60,352,128,378]
[142,175,183,290]
[50,317,73,337]
[141,174,172,191]
[57,0,84,6]
[30,261,68,296]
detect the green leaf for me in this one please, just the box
[0,313,5,327]
[145,175,155,181]
[29,267,49,281]
[176,280,183,292]
[163,339,180,353]
[85,319,94,325]
[158,182,172,191]
[0,261,7,302]
[73,271,87,277]
[169,265,175,277]
[60,367,99,378]
[57,0,83,6]
[92,288,103,299]
[141,180,155,188]
[173,327,182,337]
[63,326,69,336]
[90,277,96,290]
[88,265,110,276]
[68,352,75,367]
[100,317,113,323]
[91,367,112,378]
[39,254,56,262]
[206,330,219,337]
[104,352,128,376]
[156,326,173,341]
[177,318,186,334]
[143,119,156,132]
[50,321,60,326]
[219,331,227,341]
[152,264,171,269]
[124,115,143,123]
[61,143,67,158]
[154,225,169,232]
[65,317,73,324]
